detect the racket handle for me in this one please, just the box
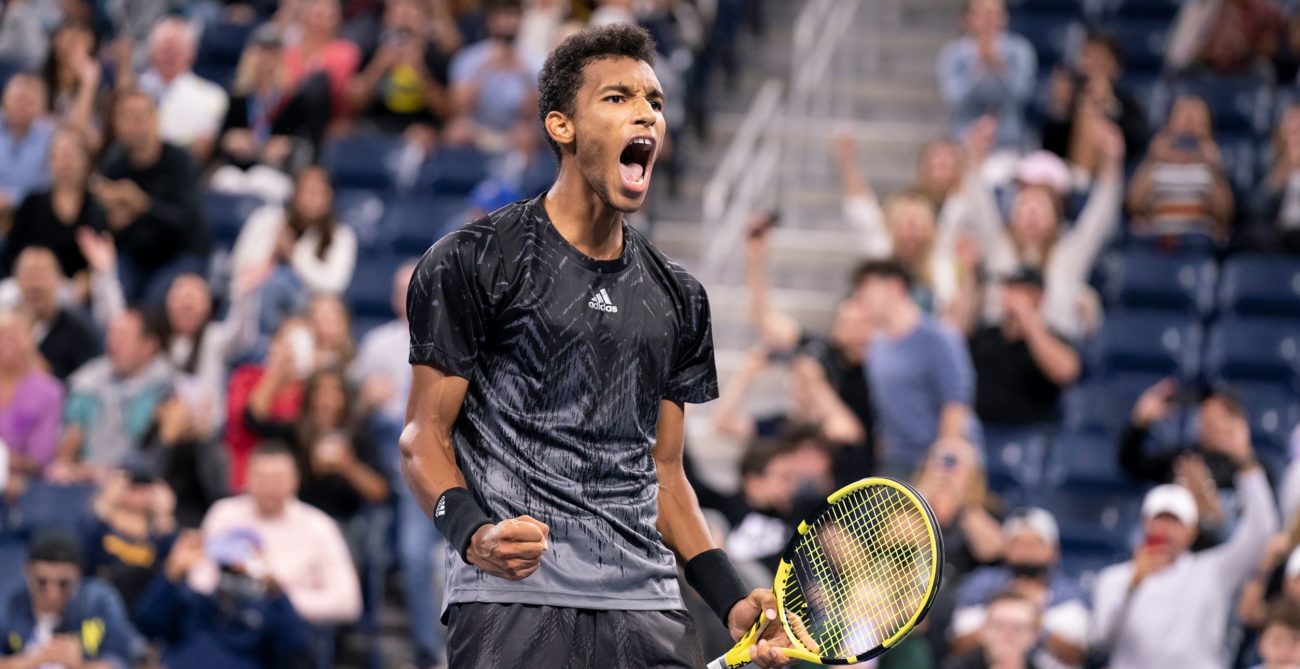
[705,656,734,669]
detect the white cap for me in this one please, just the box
[1286,546,1300,580]
[1003,507,1059,546]
[1015,151,1073,195]
[1141,484,1199,527]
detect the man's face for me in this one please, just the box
[386,0,423,32]
[150,24,194,80]
[1260,624,1300,667]
[560,56,665,213]
[113,96,158,151]
[26,561,80,615]
[1198,397,1242,451]
[981,599,1039,663]
[15,251,61,316]
[855,276,901,326]
[1143,514,1196,560]
[487,6,523,42]
[1079,41,1119,81]
[106,313,157,376]
[1005,529,1055,568]
[919,141,961,196]
[2,77,46,129]
[887,198,936,265]
[966,0,1006,38]
[246,454,299,516]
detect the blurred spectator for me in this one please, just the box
[0,73,54,219]
[0,531,135,669]
[950,509,1088,669]
[856,260,977,474]
[0,0,48,69]
[105,0,178,71]
[281,0,362,118]
[347,0,452,140]
[944,591,1044,669]
[518,0,570,61]
[305,294,355,369]
[834,130,966,218]
[1040,32,1148,179]
[2,129,105,281]
[137,390,230,529]
[0,309,63,482]
[39,20,106,150]
[1090,445,1278,669]
[914,437,1005,663]
[192,442,363,627]
[966,267,1080,427]
[1121,381,1253,544]
[961,117,1124,340]
[1167,0,1284,77]
[834,136,955,312]
[211,24,323,195]
[937,0,1036,149]
[58,308,174,475]
[11,247,101,382]
[94,91,209,306]
[232,167,357,332]
[224,320,310,491]
[1239,532,1300,640]
[136,17,230,161]
[1253,600,1300,669]
[1127,95,1234,242]
[85,468,179,609]
[447,0,541,151]
[134,529,313,669]
[245,367,389,526]
[350,260,417,422]
[1249,102,1300,253]
[724,428,834,575]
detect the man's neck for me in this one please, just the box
[128,139,163,167]
[0,363,26,384]
[884,300,922,337]
[544,166,625,260]
[4,117,31,139]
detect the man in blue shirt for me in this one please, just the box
[447,0,542,150]
[857,260,979,474]
[937,0,1037,149]
[0,531,137,669]
[0,73,54,217]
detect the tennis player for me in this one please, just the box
[400,23,795,669]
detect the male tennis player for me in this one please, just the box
[401,23,796,669]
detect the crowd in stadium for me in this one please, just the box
[0,0,1298,667]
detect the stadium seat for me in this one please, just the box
[1010,15,1082,72]
[1037,485,1144,553]
[1108,21,1168,76]
[201,191,263,248]
[1058,543,1125,589]
[0,538,25,599]
[1174,79,1272,137]
[1218,255,1300,319]
[321,134,405,191]
[1205,317,1300,385]
[195,21,253,89]
[0,59,22,91]
[1045,430,1130,489]
[1110,0,1182,21]
[983,425,1051,505]
[1229,381,1300,453]
[1216,135,1259,194]
[333,188,387,250]
[420,147,492,196]
[1092,310,1202,379]
[1006,0,1088,20]
[5,483,97,538]
[382,195,469,255]
[1103,249,1215,315]
[345,251,406,322]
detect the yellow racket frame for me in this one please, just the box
[718,477,943,667]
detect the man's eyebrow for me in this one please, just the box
[596,83,635,95]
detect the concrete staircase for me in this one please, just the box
[652,0,965,490]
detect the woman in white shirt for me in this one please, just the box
[230,165,356,333]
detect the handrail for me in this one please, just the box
[701,78,783,228]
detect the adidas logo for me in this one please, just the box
[587,288,619,313]
[434,496,446,518]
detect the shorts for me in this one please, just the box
[446,602,705,669]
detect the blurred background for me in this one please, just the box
[0,0,1299,668]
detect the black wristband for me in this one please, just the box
[432,488,493,562]
[684,548,750,624]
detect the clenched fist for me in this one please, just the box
[467,515,550,580]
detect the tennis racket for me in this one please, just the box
[707,477,944,668]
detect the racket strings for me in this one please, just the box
[781,486,937,659]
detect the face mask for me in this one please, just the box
[1009,563,1049,580]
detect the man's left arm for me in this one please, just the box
[653,399,794,668]
[1019,312,1081,386]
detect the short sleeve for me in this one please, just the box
[663,281,719,405]
[406,234,491,378]
[934,324,975,407]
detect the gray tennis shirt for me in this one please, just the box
[407,196,719,614]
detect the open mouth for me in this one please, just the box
[618,136,656,193]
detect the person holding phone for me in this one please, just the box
[1090,435,1278,669]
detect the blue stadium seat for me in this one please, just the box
[1173,79,1272,137]
[1006,0,1088,20]
[0,59,22,91]
[1217,135,1259,194]
[1010,16,1083,71]
[1230,381,1300,453]
[0,538,26,600]
[1037,486,1144,552]
[345,251,406,322]
[420,147,492,196]
[1092,310,1202,379]
[333,188,387,250]
[1045,430,1129,489]
[521,156,559,198]
[983,425,1051,505]
[1111,0,1182,21]
[1109,21,1168,76]
[321,134,405,191]
[383,195,469,255]
[1205,318,1300,385]
[6,483,97,538]
[1058,543,1125,587]
[201,191,263,248]
[1218,255,1300,319]
[194,21,253,90]
[1104,249,1215,315]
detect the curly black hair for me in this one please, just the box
[537,23,657,161]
